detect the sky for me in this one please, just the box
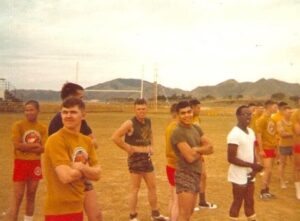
[0,0,300,91]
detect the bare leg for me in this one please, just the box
[129,173,142,215]
[279,155,287,187]
[7,182,26,221]
[244,182,255,217]
[261,158,274,190]
[84,189,103,221]
[229,183,246,218]
[25,180,39,216]
[178,192,197,221]
[143,172,158,211]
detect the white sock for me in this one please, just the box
[24,215,33,221]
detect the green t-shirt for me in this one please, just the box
[171,123,203,173]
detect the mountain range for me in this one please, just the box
[13,78,300,101]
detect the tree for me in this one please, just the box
[271,92,286,100]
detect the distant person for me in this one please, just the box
[48,82,102,221]
[276,106,293,188]
[165,103,179,221]
[8,100,47,221]
[227,105,263,221]
[44,97,101,221]
[249,102,264,166]
[272,101,288,124]
[189,99,217,210]
[292,97,300,199]
[111,98,169,221]
[170,100,213,221]
[256,100,278,199]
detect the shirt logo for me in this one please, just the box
[22,130,41,144]
[267,121,276,135]
[72,147,88,164]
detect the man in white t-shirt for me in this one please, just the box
[227,105,264,221]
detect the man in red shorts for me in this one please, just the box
[256,100,278,199]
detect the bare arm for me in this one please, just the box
[88,133,99,149]
[55,165,83,184]
[13,142,44,154]
[72,162,101,181]
[294,122,300,136]
[177,142,201,163]
[196,135,214,155]
[277,121,293,138]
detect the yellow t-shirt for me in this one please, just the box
[278,120,294,147]
[192,115,201,127]
[249,112,262,134]
[256,114,277,149]
[271,112,284,124]
[165,120,178,168]
[43,127,98,215]
[11,119,47,160]
[292,109,300,144]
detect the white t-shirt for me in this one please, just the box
[227,126,255,185]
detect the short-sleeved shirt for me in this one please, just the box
[165,120,178,168]
[192,115,201,127]
[249,112,262,135]
[171,123,203,173]
[278,120,293,147]
[227,126,255,185]
[12,119,47,160]
[48,112,92,136]
[292,109,300,144]
[256,114,277,148]
[43,127,98,215]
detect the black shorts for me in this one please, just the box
[175,169,201,194]
[128,153,154,173]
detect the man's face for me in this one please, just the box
[134,104,147,119]
[61,105,84,131]
[283,108,292,119]
[24,104,39,122]
[192,104,201,116]
[178,106,193,125]
[237,107,252,127]
[255,106,264,115]
[270,104,278,114]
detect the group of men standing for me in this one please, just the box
[4,80,300,221]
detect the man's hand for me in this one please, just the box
[251,163,264,172]
[72,162,85,171]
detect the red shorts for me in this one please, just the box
[166,165,176,186]
[45,212,83,221]
[294,144,300,154]
[263,149,277,158]
[13,159,42,182]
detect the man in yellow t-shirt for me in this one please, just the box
[165,103,178,221]
[7,100,47,221]
[44,97,101,221]
[256,100,278,200]
[190,99,217,210]
[276,106,293,189]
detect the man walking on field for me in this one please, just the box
[112,98,169,221]
[171,100,213,221]
[227,105,263,221]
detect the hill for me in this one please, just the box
[12,78,300,101]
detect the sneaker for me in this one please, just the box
[151,214,169,221]
[260,192,276,200]
[199,202,218,209]
[129,213,139,221]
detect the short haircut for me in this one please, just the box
[134,98,147,105]
[264,100,277,107]
[170,103,177,113]
[282,105,292,111]
[278,101,288,108]
[60,82,84,100]
[176,100,191,112]
[236,105,249,116]
[189,99,201,106]
[25,100,40,110]
[248,102,256,108]
[62,97,85,110]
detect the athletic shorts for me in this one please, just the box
[279,146,293,156]
[166,165,176,186]
[128,153,154,173]
[45,212,83,221]
[13,159,42,182]
[263,148,277,158]
[84,180,94,192]
[294,144,300,154]
[175,169,200,194]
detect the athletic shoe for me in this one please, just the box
[260,192,276,200]
[130,218,139,221]
[151,214,169,221]
[129,213,139,221]
[194,202,217,211]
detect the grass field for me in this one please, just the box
[0,107,299,221]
